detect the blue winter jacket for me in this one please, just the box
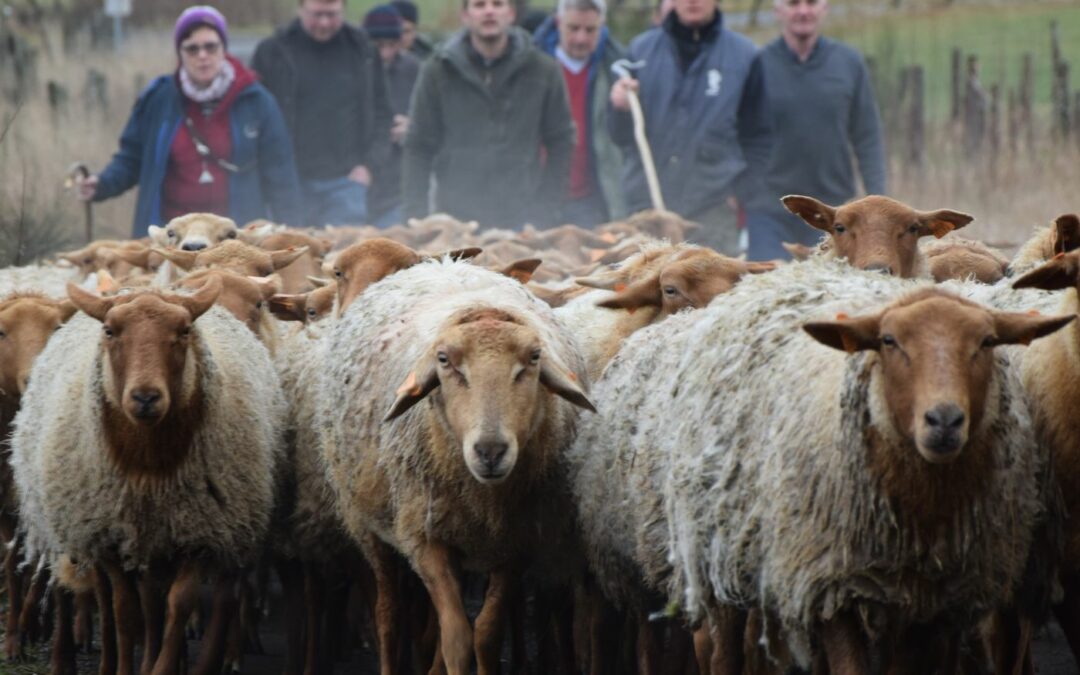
[94,64,302,237]
[610,12,771,217]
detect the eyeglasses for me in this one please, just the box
[181,41,222,56]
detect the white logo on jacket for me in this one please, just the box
[706,69,722,97]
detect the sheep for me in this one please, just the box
[269,280,338,324]
[257,231,334,294]
[155,239,309,279]
[149,212,240,251]
[174,269,281,352]
[781,194,973,277]
[556,242,773,379]
[1010,213,1080,274]
[0,293,77,659]
[569,258,1069,675]
[1010,250,1080,665]
[11,278,285,675]
[316,259,595,675]
[922,236,1010,283]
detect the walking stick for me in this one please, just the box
[611,59,665,211]
[64,162,94,243]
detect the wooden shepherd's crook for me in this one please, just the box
[65,162,94,244]
[611,58,665,211]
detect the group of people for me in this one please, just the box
[77,0,886,262]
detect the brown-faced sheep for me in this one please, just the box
[781,194,973,277]
[317,260,594,675]
[1010,214,1080,274]
[11,279,285,675]
[257,231,334,294]
[571,259,1068,675]
[155,239,309,279]
[149,212,239,251]
[922,236,1010,284]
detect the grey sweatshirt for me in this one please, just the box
[757,36,886,214]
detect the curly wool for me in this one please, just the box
[11,305,286,571]
[574,258,1050,665]
[317,259,589,572]
[0,264,81,297]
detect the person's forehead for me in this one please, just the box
[182,26,221,42]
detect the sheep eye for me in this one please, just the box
[166,229,175,238]
[103,326,114,338]
[437,352,450,366]
[908,223,920,235]
[530,349,541,365]
[255,301,263,310]
[334,269,343,278]
[981,336,995,349]
[179,326,191,338]
[663,286,677,297]
[307,308,317,317]
[226,231,237,239]
[0,330,6,339]
[881,334,897,347]
[83,257,93,265]
[834,225,846,234]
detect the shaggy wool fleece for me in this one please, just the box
[272,322,354,562]
[317,259,589,573]
[1010,226,1058,275]
[574,258,1054,664]
[0,265,81,297]
[11,305,285,571]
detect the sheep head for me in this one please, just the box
[154,240,308,277]
[67,278,221,426]
[385,308,594,484]
[804,289,1072,463]
[596,248,775,318]
[150,212,239,251]
[0,294,77,401]
[782,195,972,278]
[176,270,279,337]
[269,282,338,324]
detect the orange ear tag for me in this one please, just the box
[835,312,850,320]
[930,222,954,239]
[614,283,627,293]
[567,371,578,382]
[1054,252,1067,260]
[600,232,618,244]
[1027,310,1041,316]
[396,371,422,396]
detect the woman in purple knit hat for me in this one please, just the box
[75,5,302,236]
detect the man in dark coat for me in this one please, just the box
[252,0,392,226]
[403,0,574,229]
[364,4,421,227]
[534,0,626,226]
[610,0,770,255]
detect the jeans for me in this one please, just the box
[301,176,368,226]
[686,202,742,257]
[372,205,404,229]
[558,192,610,228]
[745,210,824,262]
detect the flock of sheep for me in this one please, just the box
[0,195,1078,675]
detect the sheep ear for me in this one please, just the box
[384,362,440,422]
[57,300,78,323]
[177,275,221,321]
[917,209,973,239]
[1012,253,1078,291]
[270,246,310,271]
[991,312,1075,347]
[307,276,332,288]
[268,294,307,322]
[499,258,542,284]
[425,247,483,262]
[575,275,625,291]
[782,242,814,261]
[96,270,120,295]
[110,246,153,270]
[1053,214,1080,255]
[596,273,662,313]
[803,313,882,353]
[741,261,777,275]
[782,195,836,233]
[248,274,282,298]
[147,225,170,245]
[66,282,116,322]
[153,247,199,271]
[539,361,596,413]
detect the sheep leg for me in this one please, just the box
[277,558,305,675]
[692,626,712,675]
[587,588,619,675]
[148,562,198,675]
[50,586,76,675]
[415,541,471,675]
[636,611,662,675]
[1055,572,1080,665]
[474,569,514,675]
[366,535,402,675]
[3,531,23,660]
[96,567,117,675]
[190,570,238,675]
[138,575,165,675]
[303,562,326,675]
[74,589,95,652]
[103,562,139,675]
[820,613,868,675]
[20,564,49,644]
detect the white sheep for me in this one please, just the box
[317,259,594,675]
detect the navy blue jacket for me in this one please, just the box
[610,12,771,216]
[95,63,302,237]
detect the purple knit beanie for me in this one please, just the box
[174,6,228,52]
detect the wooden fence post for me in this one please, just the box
[951,48,962,123]
[906,65,925,171]
[963,55,988,158]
